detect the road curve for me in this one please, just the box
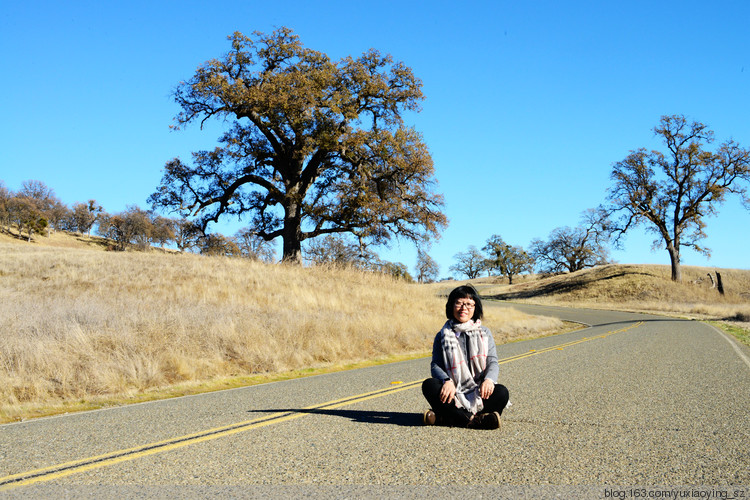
[1,304,748,498]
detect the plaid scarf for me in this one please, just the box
[440,319,489,414]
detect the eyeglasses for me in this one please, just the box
[454,301,475,310]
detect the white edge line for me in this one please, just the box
[707,322,750,371]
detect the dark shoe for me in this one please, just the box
[423,409,437,426]
[468,411,501,430]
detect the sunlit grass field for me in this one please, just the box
[0,232,562,423]
[474,264,750,322]
[6,231,745,424]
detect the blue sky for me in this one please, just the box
[2,1,749,276]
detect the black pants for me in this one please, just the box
[422,377,510,427]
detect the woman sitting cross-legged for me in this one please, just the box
[422,285,510,429]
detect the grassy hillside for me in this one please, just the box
[479,264,750,320]
[438,264,750,352]
[0,231,562,423]
[431,265,750,344]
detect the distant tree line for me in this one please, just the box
[302,234,445,283]
[303,234,420,281]
[0,179,273,262]
[448,207,611,282]
[0,178,425,281]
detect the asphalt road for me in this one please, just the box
[1,303,749,499]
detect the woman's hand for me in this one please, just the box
[440,379,456,404]
[480,379,495,399]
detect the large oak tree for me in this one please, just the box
[150,28,446,263]
[607,115,750,281]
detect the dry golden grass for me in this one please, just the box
[0,232,560,422]
[480,264,750,325]
[482,303,570,343]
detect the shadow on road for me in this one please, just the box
[248,408,421,427]
[583,318,692,329]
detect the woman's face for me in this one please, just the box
[452,297,475,323]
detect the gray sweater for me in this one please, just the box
[430,325,499,384]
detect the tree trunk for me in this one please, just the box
[282,237,302,263]
[281,201,303,264]
[667,245,681,282]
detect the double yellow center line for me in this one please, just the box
[0,321,642,490]
[499,321,643,364]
